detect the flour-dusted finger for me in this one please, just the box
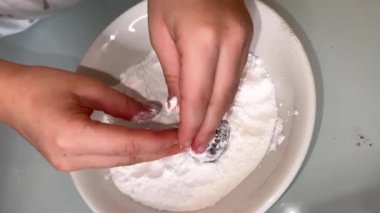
[193,24,252,152]
[52,145,182,171]
[59,119,178,156]
[176,29,220,148]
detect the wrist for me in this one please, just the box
[0,60,28,125]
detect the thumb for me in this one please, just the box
[75,79,160,120]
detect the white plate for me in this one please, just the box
[71,1,316,212]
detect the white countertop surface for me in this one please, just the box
[0,0,379,212]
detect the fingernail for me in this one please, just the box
[131,101,161,122]
[131,111,156,123]
[144,101,162,115]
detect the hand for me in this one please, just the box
[148,0,253,152]
[0,60,180,171]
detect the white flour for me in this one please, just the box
[103,52,283,212]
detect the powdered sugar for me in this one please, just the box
[102,51,283,212]
[165,97,180,114]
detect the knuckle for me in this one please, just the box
[50,157,74,172]
[227,20,253,43]
[196,26,219,42]
[121,139,139,155]
[239,20,254,37]
[77,76,104,92]
[52,122,80,153]
[165,73,179,86]
[178,25,219,50]
[234,14,254,34]
[120,145,131,155]
[127,155,138,165]
[88,79,107,91]
[54,135,70,152]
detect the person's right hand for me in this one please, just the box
[148,0,253,153]
[0,60,180,171]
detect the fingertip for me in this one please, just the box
[190,139,209,154]
[196,144,208,154]
[193,124,215,146]
[192,137,211,154]
[177,100,207,149]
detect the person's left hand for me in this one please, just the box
[148,0,253,153]
[0,61,181,171]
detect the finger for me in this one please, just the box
[63,119,178,156]
[192,37,251,152]
[75,79,154,120]
[149,16,181,99]
[176,31,220,148]
[58,145,182,171]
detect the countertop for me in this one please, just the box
[0,0,379,212]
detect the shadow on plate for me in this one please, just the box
[262,0,324,192]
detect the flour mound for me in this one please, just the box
[103,52,281,212]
